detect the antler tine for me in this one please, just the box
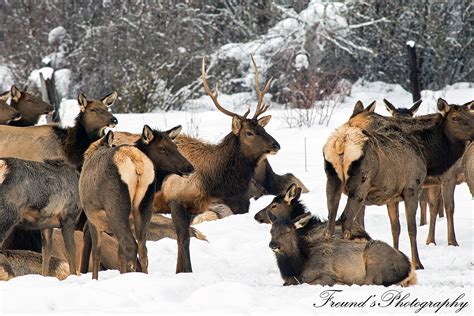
[251,55,273,118]
[242,107,250,118]
[202,57,238,118]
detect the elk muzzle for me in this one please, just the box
[269,241,281,252]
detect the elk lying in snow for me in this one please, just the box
[0,91,118,168]
[0,85,54,126]
[0,159,81,276]
[267,211,416,286]
[152,57,280,273]
[80,127,194,279]
[0,250,69,281]
[0,99,22,124]
[323,98,474,269]
[255,184,371,242]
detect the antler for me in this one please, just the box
[202,57,242,118]
[251,55,273,119]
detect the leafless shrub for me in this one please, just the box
[282,69,351,128]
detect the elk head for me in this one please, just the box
[254,183,302,224]
[139,125,194,177]
[0,99,21,124]
[202,56,280,160]
[438,98,474,141]
[383,98,422,117]
[268,211,312,254]
[3,85,53,124]
[77,91,118,136]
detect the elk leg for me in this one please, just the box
[418,188,428,226]
[355,206,365,228]
[387,202,401,249]
[403,187,423,270]
[80,223,92,273]
[41,228,53,276]
[437,194,444,218]
[89,223,102,280]
[0,204,19,247]
[170,201,192,273]
[443,179,458,246]
[61,219,78,275]
[117,247,126,273]
[324,160,342,239]
[426,186,440,245]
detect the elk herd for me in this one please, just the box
[0,57,472,288]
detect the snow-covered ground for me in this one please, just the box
[1,82,473,315]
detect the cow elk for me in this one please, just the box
[0,159,81,276]
[383,99,472,246]
[323,98,474,269]
[0,91,118,169]
[80,127,194,279]
[268,211,415,286]
[255,184,371,242]
[153,56,280,273]
[1,85,54,126]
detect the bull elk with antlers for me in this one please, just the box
[153,56,280,273]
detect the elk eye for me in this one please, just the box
[452,116,459,121]
[271,204,276,209]
[90,108,96,112]
[246,131,254,137]
[160,148,166,152]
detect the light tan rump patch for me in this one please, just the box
[323,124,367,184]
[113,146,155,211]
[0,159,8,184]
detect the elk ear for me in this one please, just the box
[462,100,473,111]
[365,100,376,112]
[78,92,88,112]
[166,125,182,140]
[266,209,277,224]
[283,183,301,205]
[10,85,21,103]
[293,212,312,230]
[0,90,9,101]
[101,130,114,147]
[351,101,364,117]
[142,125,154,144]
[258,115,272,127]
[437,98,451,116]
[101,91,118,107]
[409,99,422,115]
[232,116,242,135]
[383,99,396,115]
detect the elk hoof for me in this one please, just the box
[425,237,436,245]
[448,240,459,247]
[415,261,424,270]
[419,220,426,226]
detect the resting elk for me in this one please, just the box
[323,98,474,269]
[153,56,280,273]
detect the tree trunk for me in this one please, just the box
[407,42,421,102]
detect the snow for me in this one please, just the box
[1,82,473,315]
[294,53,309,70]
[48,26,67,45]
[28,66,55,92]
[406,40,415,47]
[0,64,15,92]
